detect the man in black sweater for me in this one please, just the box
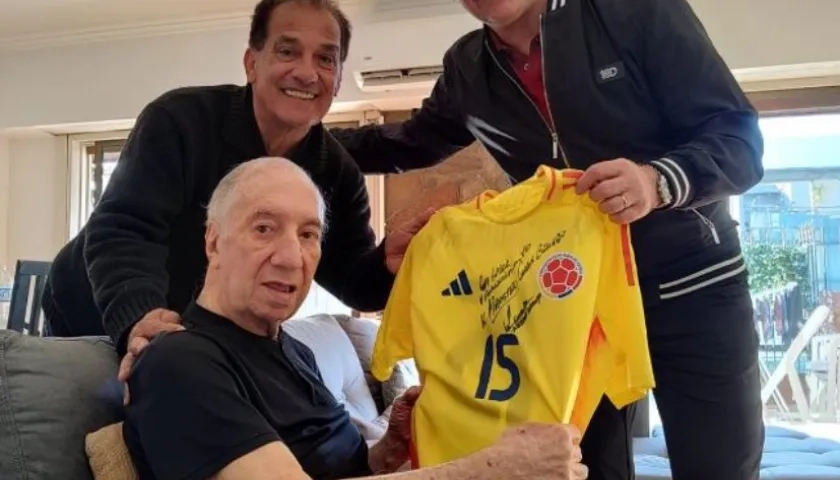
[42,0,418,365]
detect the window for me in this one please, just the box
[67,132,130,239]
[737,112,840,430]
[86,140,124,208]
[644,111,840,436]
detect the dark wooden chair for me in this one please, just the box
[7,260,52,336]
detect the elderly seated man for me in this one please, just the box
[122,157,587,480]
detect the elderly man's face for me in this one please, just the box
[205,165,323,326]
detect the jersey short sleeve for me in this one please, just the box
[370,234,421,382]
[123,332,280,480]
[596,223,655,407]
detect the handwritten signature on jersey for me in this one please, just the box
[478,230,565,332]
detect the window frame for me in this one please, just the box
[324,110,387,242]
[66,131,130,239]
[726,91,840,224]
[323,110,387,317]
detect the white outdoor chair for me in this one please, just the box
[761,305,832,422]
[807,333,840,421]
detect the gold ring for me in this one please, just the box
[620,194,629,209]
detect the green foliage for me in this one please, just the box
[744,242,812,303]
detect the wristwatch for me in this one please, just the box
[652,166,673,208]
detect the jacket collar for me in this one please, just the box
[460,0,569,84]
[224,84,329,176]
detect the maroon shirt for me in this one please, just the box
[490,33,551,123]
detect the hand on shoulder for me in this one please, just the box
[118,308,184,405]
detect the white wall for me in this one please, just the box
[0,12,478,130]
[2,0,840,130]
[689,0,839,69]
[0,136,10,268]
[1,134,68,266]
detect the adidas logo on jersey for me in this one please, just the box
[441,269,473,297]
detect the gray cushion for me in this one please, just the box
[332,314,386,412]
[381,359,420,408]
[329,315,420,408]
[0,331,123,480]
[282,315,382,441]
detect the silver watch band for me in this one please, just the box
[654,166,674,208]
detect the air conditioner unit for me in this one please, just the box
[353,65,443,93]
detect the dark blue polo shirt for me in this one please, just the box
[123,302,370,480]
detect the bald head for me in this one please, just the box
[206,156,326,232]
[200,156,327,334]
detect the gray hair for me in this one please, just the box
[206,156,327,231]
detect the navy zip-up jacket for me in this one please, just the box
[332,0,763,305]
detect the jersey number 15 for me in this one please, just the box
[474,333,521,401]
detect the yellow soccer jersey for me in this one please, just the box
[371,166,655,468]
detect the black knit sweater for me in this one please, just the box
[44,85,393,353]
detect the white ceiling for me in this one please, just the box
[0,0,461,45]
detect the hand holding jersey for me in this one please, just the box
[372,166,654,468]
[576,158,666,224]
[384,208,437,274]
[336,0,764,475]
[474,422,588,480]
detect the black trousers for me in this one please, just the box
[581,274,764,480]
[41,282,74,337]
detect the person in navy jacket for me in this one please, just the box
[332,1,765,479]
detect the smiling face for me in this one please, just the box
[244,1,343,130]
[203,158,324,334]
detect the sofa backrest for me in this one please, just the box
[0,312,414,479]
[0,313,391,480]
[0,331,122,480]
[283,314,382,438]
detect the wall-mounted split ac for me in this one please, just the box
[353,65,443,93]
